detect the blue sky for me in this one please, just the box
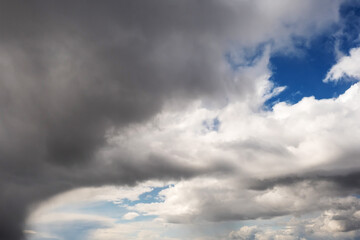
[270,1,360,106]
[12,1,360,240]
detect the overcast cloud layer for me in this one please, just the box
[2,1,360,239]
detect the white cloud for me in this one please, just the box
[88,220,182,240]
[23,230,36,235]
[28,212,114,225]
[110,51,360,224]
[26,180,168,225]
[227,206,360,240]
[123,212,140,220]
[228,225,304,240]
[228,226,259,240]
[324,47,360,82]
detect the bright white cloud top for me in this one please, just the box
[325,47,360,82]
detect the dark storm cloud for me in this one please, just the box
[0,1,344,239]
[249,170,360,192]
[0,1,241,239]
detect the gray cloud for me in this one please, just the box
[0,1,344,239]
[228,204,360,240]
[249,170,360,193]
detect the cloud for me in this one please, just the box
[324,47,360,82]
[88,220,179,240]
[227,221,317,240]
[26,181,164,225]
[110,78,360,224]
[0,1,346,239]
[122,212,140,220]
[228,225,304,240]
[227,204,360,240]
[26,67,360,238]
[27,213,115,240]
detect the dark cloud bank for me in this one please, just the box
[0,1,351,239]
[0,1,244,238]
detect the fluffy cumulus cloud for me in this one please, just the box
[2,1,360,240]
[227,205,360,240]
[112,81,360,224]
[325,47,360,82]
[228,225,305,240]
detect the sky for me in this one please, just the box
[1,0,360,239]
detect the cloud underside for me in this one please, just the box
[2,0,360,239]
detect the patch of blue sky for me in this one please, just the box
[267,31,355,107]
[352,193,360,199]
[50,185,171,218]
[265,1,360,107]
[33,185,172,228]
[338,0,360,54]
[27,194,165,240]
[224,1,360,109]
[122,185,171,206]
[202,117,220,132]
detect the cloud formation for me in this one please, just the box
[0,1,352,239]
[29,53,360,239]
[118,80,360,224]
[325,47,360,82]
[227,205,360,240]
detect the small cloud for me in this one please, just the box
[23,229,37,235]
[123,212,140,220]
[324,47,360,83]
